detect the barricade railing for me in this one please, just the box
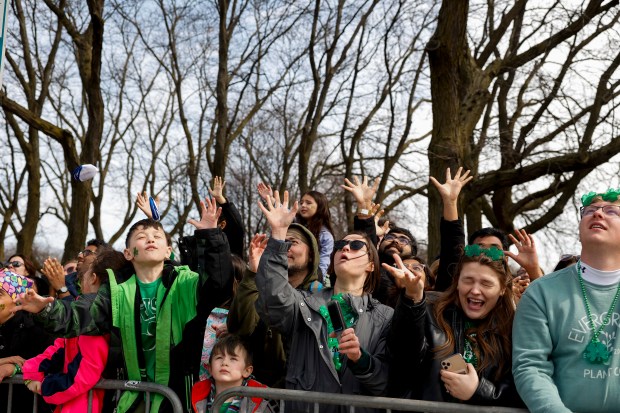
[212,386,530,413]
[2,375,184,413]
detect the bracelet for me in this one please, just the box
[24,379,32,386]
[12,363,22,377]
[358,209,370,216]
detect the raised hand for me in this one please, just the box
[257,190,298,240]
[505,229,543,280]
[429,167,472,202]
[188,196,222,230]
[257,182,273,202]
[41,257,67,293]
[341,175,380,207]
[382,254,425,302]
[429,167,473,221]
[208,176,227,204]
[13,290,54,314]
[248,233,269,273]
[373,206,390,237]
[136,192,160,219]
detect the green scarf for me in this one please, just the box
[319,293,359,371]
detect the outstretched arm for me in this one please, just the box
[16,287,112,338]
[429,167,472,291]
[255,191,300,336]
[209,177,245,257]
[429,167,472,221]
[189,196,234,315]
[343,176,381,245]
[505,229,543,281]
[136,191,160,220]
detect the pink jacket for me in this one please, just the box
[22,334,109,413]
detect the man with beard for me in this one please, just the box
[227,223,322,387]
[373,227,418,307]
[42,239,109,301]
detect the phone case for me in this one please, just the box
[441,353,467,374]
[327,300,346,333]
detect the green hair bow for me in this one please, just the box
[464,244,504,261]
[581,188,620,206]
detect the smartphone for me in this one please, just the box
[327,300,346,333]
[440,353,467,374]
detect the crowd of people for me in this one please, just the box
[0,168,619,413]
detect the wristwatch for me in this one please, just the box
[58,286,68,295]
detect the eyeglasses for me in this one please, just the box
[384,233,411,245]
[580,205,620,218]
[334,239,368,251]
[78,249,96,257]
[404,263,425,273]
[6,261,24,268]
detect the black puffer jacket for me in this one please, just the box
[388,291,523,407]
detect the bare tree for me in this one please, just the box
[1,0,106,261]
[426,0,620,257]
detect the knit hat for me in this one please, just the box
[0,269,33,300]
[287,224,312,247]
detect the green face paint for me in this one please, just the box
[133,247,139,257]
[0,304,5,311]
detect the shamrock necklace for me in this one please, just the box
[577,260,620,364]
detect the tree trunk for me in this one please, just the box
[426,1,469,259]
[62,0,105,261]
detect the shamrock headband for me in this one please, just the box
[463,244,504,261]
[581,188,620,206]
[0,269,33,300]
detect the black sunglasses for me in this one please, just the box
[334,239,368,251]
[6,261,24,268]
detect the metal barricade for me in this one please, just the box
[2,375,184,413]
[212,386,530,413]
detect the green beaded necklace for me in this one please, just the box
[577,260,620,365]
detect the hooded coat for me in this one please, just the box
[227,223,322,387]
[33,228,233,413]
[253,237,392,413]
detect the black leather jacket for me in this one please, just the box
[388,291,523,407]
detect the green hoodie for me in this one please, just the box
[227,223,322,387]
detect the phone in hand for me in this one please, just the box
[327,300,346,334]
[440,353,467,374]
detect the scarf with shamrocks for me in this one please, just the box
[318,293,359,371]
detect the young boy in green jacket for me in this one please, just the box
[16,198,233,413]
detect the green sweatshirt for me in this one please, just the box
[513,265,620,413]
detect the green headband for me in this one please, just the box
[581,188,620,207]
[464,244,504,261]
